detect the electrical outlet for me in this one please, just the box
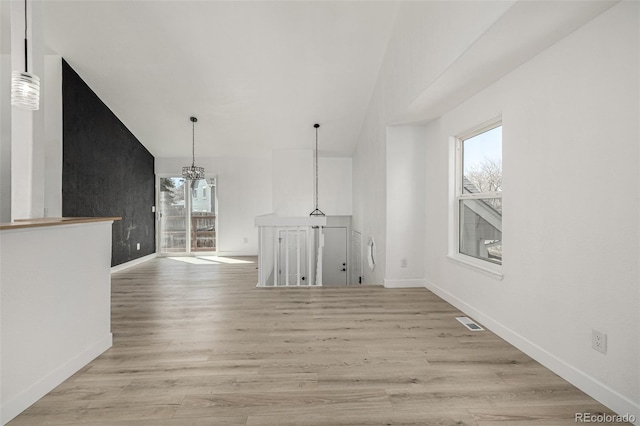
[592,329,607,354]
[136,243,141,251]
[400,258,407,268]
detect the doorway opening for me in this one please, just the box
[322,227,348,285]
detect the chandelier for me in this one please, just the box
[182,116,205,180]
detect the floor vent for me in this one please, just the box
[456,316,484,331]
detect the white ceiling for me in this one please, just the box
[42,1,398,158]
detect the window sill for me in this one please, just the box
[447,254,504,280]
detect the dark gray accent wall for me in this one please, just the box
[62,59,155,266]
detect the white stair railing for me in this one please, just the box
[255,214,327,287]
[315,227,324,287]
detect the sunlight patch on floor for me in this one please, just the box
[167,257,213,265]
[167,256,255,265]
[198,256,254,264]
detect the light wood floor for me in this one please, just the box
[9,257,624,425]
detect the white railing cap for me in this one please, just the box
[255,214,327,227]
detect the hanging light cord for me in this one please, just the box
[192,119,196,167]
[24,0,28,73]
[314,125,319,210]
[191,120,196,167]
[309,123,324,217]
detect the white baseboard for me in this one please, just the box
[424,280,640,424]
[383,278,426,288]
[1,334,112,425]
[111,253,157,273]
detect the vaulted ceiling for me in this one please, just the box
[43,1,398,158]
[41,1,618,160]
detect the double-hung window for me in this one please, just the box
[454,118,502,270]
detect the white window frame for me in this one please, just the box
[156,174,218,256]
[448,116,503,279]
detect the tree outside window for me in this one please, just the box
[458,123,502,264]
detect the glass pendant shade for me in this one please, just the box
[182,165,205,180]
[11,71,40,111]
[12,0,40,111]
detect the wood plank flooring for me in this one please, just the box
[8,257,625,425]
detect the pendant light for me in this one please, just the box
[309,123,325,217]
[11,0,40,110]
[182,116,205,180]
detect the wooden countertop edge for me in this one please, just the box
[0,217,122,230]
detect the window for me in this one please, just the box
[454,119,502,267]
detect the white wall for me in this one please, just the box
[352,1,513,285]
[272,149,313,216]
[1,222,114,424]
[271,150,352,217]
[423,2,639,419]
[318,157,352,216]
[352,103,386,284]
[156,156,272,256]
[3,2,62,222]
[158,151,353,255]
[384,125,425,288]
[1,1,11,222]
[9,0,46,220]
[43,55,63,218]
[353,0,639,419]
[0,51,10,222]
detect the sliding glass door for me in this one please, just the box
[189,178,216,252]
[158,176,217,255]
